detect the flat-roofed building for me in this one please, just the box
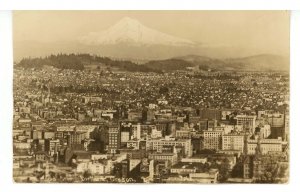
[235,115,256,132]
[203,130,223,150]
[148,152,178,166]
[222,134,244,153]
[146,137,192,157]
[108,125,120,154]
[247,138,282,155]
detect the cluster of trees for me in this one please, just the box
[145,59,194,71]
[16,53,161,73]
[255,163,288,183]
[93,56,161,73]
[208,158,232,183]
[18,54,85,70]
[88,126,109,153]
[48,171,68,182]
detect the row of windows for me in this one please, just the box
[150,156,173,160]
[149,142,186,146]
[204,133,222,135]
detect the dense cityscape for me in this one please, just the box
[13,62,289,183]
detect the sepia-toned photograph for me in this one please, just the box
[13,11,290,184]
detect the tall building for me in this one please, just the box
[203,130,223,150]
[267,113,284,128]
[108,125,121,154]
[198,109,221,120]
[198,119,217,131]
[132,123,141,140]
[222,134,244,153]
[68,132,87,145]
[45,139,61,155]
[235,115,256,133]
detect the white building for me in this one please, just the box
[146,138,192,157]
[222,134,244,152]
[165,169,219,183]
[149,152,178,166]
[151,128,162,138]
[121,132,130,143]
[247,138,282,155]
[181,157,207,164]
[126,140,140,150]
[77,161,112,175]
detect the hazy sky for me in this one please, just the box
[13,11,290,56]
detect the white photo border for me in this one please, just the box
[0,9,299,192]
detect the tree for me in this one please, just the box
[159,86,169,95]
[278,164,288,178]
[49,171,56,179]
[26,177,32,183]
[89,126,108,152]
[231,162,243,178]
[82,170,92,183]
[35,171,45,181]
[218,158,231,182]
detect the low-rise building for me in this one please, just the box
[146,137,192,157]
[247,138,282,155]
[148,152,178,166]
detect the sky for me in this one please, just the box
[13,11,290,59]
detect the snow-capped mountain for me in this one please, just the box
[79,17,195,46]
[14,17,287,62]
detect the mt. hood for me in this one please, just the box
[14,17,288,61]
[79,17,195,46]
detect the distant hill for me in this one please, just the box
[15,53,161,73]
[174,55,227,70]
[225,54,289,71]
[173,54,289,72]
[16,53,289,73]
